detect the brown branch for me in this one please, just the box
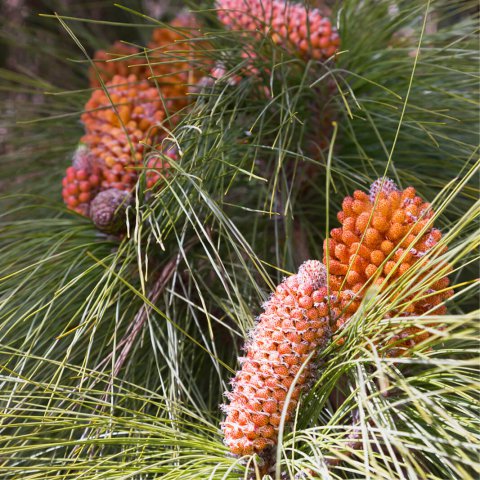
[111,256,178,379]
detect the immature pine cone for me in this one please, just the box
[81,74,166,191]
[89,42,146,88]
[324,178,453,356]
[62,145,102,216]
[148,12,208,98]
[89,188,131,234]
[216,0,340,60]
[222,260,331,457]
[89,12,207,97]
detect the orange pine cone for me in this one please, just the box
[147,14,208,109]
[61,145,102,216]
[222,260,331,457]
[324,178,453,356]
[88,12,208,114]
[89,42,145,88]
[216,0,340,61]
[81,74,166,191]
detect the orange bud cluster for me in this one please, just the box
[61,145,102,216]
[324,178,453,355]
[63,14,207,222]
[222,260,330,457]
[63,76,173,218]
[216,0,340,61]
[148,13,206,91]
[88,12,207,115]
[89,42,145,88]
[81,74,166,191]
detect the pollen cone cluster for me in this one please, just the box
[216,0,340,61]
[81,74,166,192]
[222,260,331,457]
[89,42,145,88]
[324,178,453,355]
[89,11,207,110]
[61,145,102,216]
[64,13,201,225]
[63,74,174,225]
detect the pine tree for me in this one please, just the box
[0,1,478,479]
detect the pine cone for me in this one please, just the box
[89,188,132,234]
[222,260,331,457]
[89,42,146,88]
[147,13,210,104]
[216,0,340,61]
[324,178,453,356]
[62,145,102,216]
[81,74,166,191]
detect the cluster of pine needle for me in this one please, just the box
[0,0,478,479]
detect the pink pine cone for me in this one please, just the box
[221,260,331,456]
[216,0,340,60]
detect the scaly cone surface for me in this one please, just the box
[324,178,453,356]
[89,188,132,235]
[89,11,208,105]
[222,260,331,457]
[89,42,145,88]
[81,74,166,192]
[216,0,340,60]
[148,12,208,100]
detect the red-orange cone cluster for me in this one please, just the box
[89,42,145,88]
[222,260,330,457]
[216,0,340,61]
[81,74,166,192]
[324,178,453,355]
[62,74,175,221]
[62,13,212,222]
[89,11,207,107]
[61,145,102,216]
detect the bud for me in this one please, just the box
[145,147,176,190]
[89,188,132,234]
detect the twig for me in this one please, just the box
[111,256,178,379]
